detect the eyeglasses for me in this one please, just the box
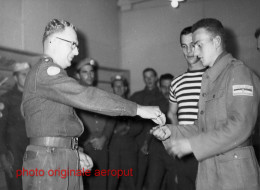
[56,37,79,50]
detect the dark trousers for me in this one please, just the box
[136,150,148,190]
[146,139,176,190]
[175,154,198,190]
[83,144,108,190]
[108,136,138,190]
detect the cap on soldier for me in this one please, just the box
[111,74,128,86]
[111,74,124,82]
[12,62,30,73]
[76,58,96,71]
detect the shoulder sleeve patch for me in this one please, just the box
[47,66,60,76]
[233,85,253,96]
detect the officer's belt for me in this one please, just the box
[30,137,78,150]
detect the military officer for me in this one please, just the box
[21,19,165,190]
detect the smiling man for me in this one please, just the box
[167,26,206,190]
[152,18,260,190]
[21,19,165,190]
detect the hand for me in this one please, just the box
[140,140,149,155]
[137,105,166,125]
[0,154,13,178]
[90,136,106,150]
[150,125,171,141]
[79,151,93,171]
[166,139,192,158]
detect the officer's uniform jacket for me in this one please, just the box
[164,53,260,190]
[21,57,137,138]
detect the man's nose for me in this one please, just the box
[74,47,79,56]
[187,46,193,54]
[193,46,199,57]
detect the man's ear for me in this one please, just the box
[213,35,222,49]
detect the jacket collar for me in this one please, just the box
[205,52,233,82]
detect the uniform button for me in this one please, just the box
[234,154,238,159]
[51,147,56,153]
[213,94,215,98]
[200,110,204,115]
[202,93,206,97]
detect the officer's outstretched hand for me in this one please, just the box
[79,151,93,171]
[150,125,171,141]
[137,105,166,125]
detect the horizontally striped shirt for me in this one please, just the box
[169,68,207,125]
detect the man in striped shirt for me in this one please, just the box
[167,26,206,190]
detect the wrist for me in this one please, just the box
[136,104,141,116]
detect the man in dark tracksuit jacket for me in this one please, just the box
[108,75,139,190]
[21,19,165,190]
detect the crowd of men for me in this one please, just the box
[0,17,259,190]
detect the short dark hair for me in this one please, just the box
[180,26,192,44]
[159,73,174,86]
[143,68,157,77]
[255,28,260,39]
[192,18,226,49]
[43,19,76,44]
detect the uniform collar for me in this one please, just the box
[41,55,63,69]
[205,52,232,82]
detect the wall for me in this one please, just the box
[0,0,120,68]
[120,0,260,93]
[1,0,260,92]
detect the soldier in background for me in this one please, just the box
[0,62,30,190]
[146,73,176,190]
[108,75,139,190]
[75,58,116,190]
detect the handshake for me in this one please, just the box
[150,125,193,158]
[136,104,166,126]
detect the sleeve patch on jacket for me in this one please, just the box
[232,85,253,96]
[47,66,60,76]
